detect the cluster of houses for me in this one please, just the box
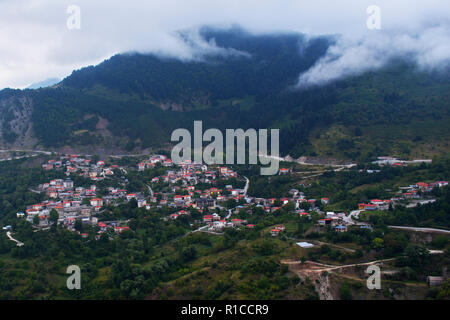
[14,152,449,240]
[20,177,99,227]
[138,155,173,170]
[42,154,120,181]
[358,180,448,212]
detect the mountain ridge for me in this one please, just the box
[0,27,449,161]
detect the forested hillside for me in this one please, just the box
[0,27,449,160]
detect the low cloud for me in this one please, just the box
[1,1,450,89]
[296,22,450,88]
[159,28,251,61]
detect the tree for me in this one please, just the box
[181,245,197,262]
[437,279,450,300]
[431,235,448,249]
[340,282,353,300]
[33,214,39,226]
[225,199,237,209]
[74,219,82,232]
[404,244,429,269]
[49,209,59,224]
[371,238,384,251]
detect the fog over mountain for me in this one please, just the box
[296,21,450,88]
[1,0,450,89]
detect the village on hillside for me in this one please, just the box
[5,153,447,244]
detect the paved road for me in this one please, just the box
[388,226,450,234]
[258,154,357,168]
[243,176,249,196]
[146,184,154,198]
[428,250,444,255]
[6,232,24,247]
[342,210,362,225]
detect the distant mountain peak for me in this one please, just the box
[27,78,60,89]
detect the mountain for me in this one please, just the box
[0,27,449,160]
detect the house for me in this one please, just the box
[437,181,448,187]
[334,225,348,233]
[270,229,281,236]
[98,222,107,230]
[219,167,228,174]
[298,211,309,217]
[114,226,130,234]
[364,204,377,211]
[370,199,384,206]
[63,179,74,189]
[203,215,213,223]
[296,242,314,248]
[90,198,103,207]
[321,198,330,205]
[318,218,332,226]
[427,276,446,286]
[230,189,240,196]
[173,195,184,203]
[196,198,216,210]
[126,193,137,201]
[137,199,147,208]
[231,219,244,226]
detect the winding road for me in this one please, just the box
[6,232,24,247]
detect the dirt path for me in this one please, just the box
[314,241,356,253]
[282,258,396,300]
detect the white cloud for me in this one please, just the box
[0,0,449,89]
[296,23,450,88]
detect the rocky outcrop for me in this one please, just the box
[0,93,37,148]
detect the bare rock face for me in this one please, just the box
[0,93,38,148]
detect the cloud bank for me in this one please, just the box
[296,22,450,88]
[0,0,450,89]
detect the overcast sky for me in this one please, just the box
[1,0,450,89]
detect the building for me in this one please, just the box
[270,229,281,236]
[427,276,446,286]
[334,225,348,233]
[90,198,103,207]
[296,242,314,248]
[196,198,216,210]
